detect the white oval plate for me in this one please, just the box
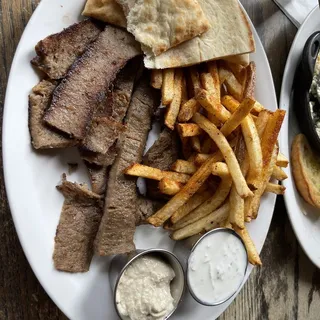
[280,7,320,269]
[3,1,278,319]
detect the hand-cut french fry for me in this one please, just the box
[171,190,212,224]
[200,73,215,93]
[196,89,231,122]
[255,109,271,138]
[165,69,184,130]
[229,135,246,229]
[147,156,217,226]
[265,183,286,195]
[207,62,222,125]
[171,203,230,240]
[178,98,200,122]
[195,152,222,166]
[221,95,239,113]
[218,64,243,101]
[171,160,197,175]
[124,164,190,183]
[151,69,163,89]
[261,110,286,168]
[208,61,220,97]
[162,69,175,105]
[171,176,232,229]
[188,66,201,96]
[181,73,188,105]
[226,62,245,82]
[192,113,253,198]
[195,137,238,166]
[177,123,203,137]
[220,97,256,137]
[211,162,230,177]
[241,114,263,190]
[221,95,263,115]
[191,136,201,153]
[271,166,288,181]
[243,61,256,99]
[218,63,231,84]
[247,145,281,220]
[159,178,184,196]
[223,219,233,229]
[229,185,245,229]
[235,226,262,266]
[276,152,289,168]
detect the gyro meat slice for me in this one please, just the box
[44,25,141,140]
[53,178,103,273]
[29,79,76,149]
[31,19,102,79]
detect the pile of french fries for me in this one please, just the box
[125,60,288,266]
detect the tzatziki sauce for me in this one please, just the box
[187,230,247,305]
[116,255,175,320]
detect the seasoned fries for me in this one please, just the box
[272,166,288,181]
[188,67,201,96]
[162,69,175,105]
[235,226,262,266]
[147,157,217,226]
[220,97,256,137]
[178,98,200,122]
[177,123,202,138]
[192,113,253,198]
[277,152,289,168]
[265,183,286,195]
[243,61,256,99]
[125,59,288,267]
[124,164,190,183]
[159,178,184,196]
[229,185,245,229]
[241,115,263,190]
[165,69,184,129]
[151,69,163,89]
[211,162,230,177]
[171,203,230,240]
[171,190,212,224]
[196,89,231,122]
[171,176,232,229]
[171,160,197,175]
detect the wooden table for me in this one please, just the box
[0,0,318,319]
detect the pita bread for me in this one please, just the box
[82,0,127,28]
[144,0,255,69]
[117,0,211,56]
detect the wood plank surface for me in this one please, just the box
[0,0,319,319]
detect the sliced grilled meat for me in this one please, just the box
[44,26,141,140]
[31,19,102,79]
[94,78,158,256]
[53,178,103,273]
[86,164,109,195]
[28,80,76,149]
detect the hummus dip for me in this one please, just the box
[116,255,175,320]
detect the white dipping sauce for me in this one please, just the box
[116,255,175,320]
[188,231,247,305]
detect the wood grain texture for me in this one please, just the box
[0,0,319,319]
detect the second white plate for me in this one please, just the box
[280,7,320,268]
